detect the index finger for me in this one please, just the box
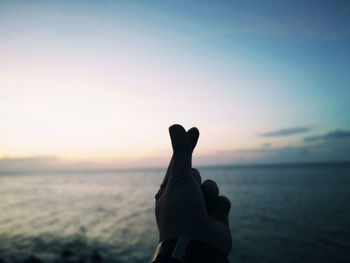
[156,126,199,198]
[168,124,199,183]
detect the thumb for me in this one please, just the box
[169,124,193,181]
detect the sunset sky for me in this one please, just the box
[1,0,350,170]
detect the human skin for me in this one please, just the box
[155,124,232,257]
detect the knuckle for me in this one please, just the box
[191,168,200,174]
[219,196,231,209]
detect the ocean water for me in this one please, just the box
[0,163,349,263]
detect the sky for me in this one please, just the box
[1,0,350,171]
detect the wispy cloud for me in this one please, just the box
[0,157,60,173]
[0,155,170,174]
[2,129,350,173]
[261,143,271,148]
[304,130,350,142]
[202,129,350,165]
[213,140,350,165]
[261,127,311,137]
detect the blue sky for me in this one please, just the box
[0,0,349,170]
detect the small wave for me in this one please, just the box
[315,237,350,251]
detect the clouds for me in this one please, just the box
[304,130,350,142]
[1,130,350,172]
[208,139,350,165]
[202,128,350,165]
[261,143,271,148]
[0,155,169,173]
[261,127,311,137]
[0,157,60,174]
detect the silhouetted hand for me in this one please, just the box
[155,124,232,257]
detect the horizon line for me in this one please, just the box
[1,160,349,175]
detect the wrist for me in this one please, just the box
[151,237,229,263]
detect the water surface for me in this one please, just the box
[0,163,349,262]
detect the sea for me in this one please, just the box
[0,163,349,263]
